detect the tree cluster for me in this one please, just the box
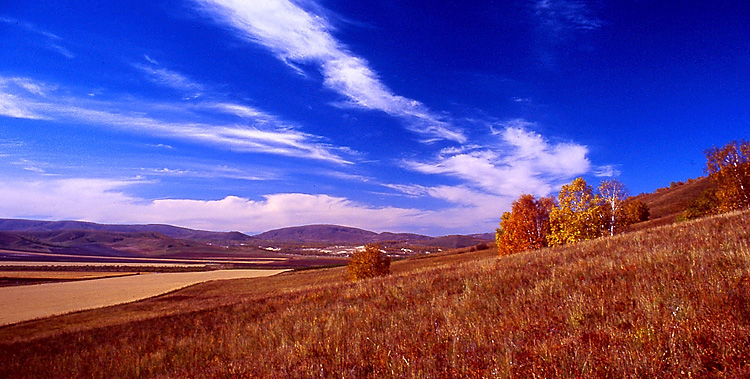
[496,178,649,256]
[495,194,554,256]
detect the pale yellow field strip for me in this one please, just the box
[0,271,138,280]
[0,269,288,326]
[0,249,288,265]
[0,260,283,267]
[0,261,203,267]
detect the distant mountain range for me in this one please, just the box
[0,219,494,258]
[0,219,250,242]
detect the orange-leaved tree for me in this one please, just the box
[495,194,555,256]
[705,140,750,211]
[547,177,605,246]
[347,243,391,281]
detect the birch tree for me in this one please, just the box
[598,179,628,236]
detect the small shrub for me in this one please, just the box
[347,244,391,281]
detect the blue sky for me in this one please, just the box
[0,0,748,235]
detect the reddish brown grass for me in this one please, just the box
[1,211,749,378]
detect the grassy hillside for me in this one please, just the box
[1,210,749,377]
[632,176,714,230]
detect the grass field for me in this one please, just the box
[1,210,749,377]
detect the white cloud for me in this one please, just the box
[193,0,466,143]
[405,122,591,199]
[50,44,75,59]
[1,16,74,59]
[0,93,45,119]
[143,162,276,182]
[133,61,204,94]
[0,76,351,164]
[0,77,51,119]
[0,16,61,40]
[593,164,621,177]
[0,176,500,234]
[534,0,603,33]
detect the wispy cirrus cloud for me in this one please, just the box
[0,16,61,40]
[0,76,351,164]
[133,58,205,96]
[142,163,275,182]
[593,164,621,178]
[0,16,75,58]
[0,78,50,119]
[193,0,466,143]
[534,0,602,34]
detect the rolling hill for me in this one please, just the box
[0,219,254,242]
[0,230,230,258]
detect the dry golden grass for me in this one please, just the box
[1,211,749,377]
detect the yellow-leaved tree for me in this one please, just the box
[547,177,605,246]
[495,194,555,256]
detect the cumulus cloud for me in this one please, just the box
[0,76,351,164]
[379,123,593,231]
[404,122,591,199]
[193,0,466,143]
[0,176,498,234]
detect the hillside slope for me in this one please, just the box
[632,176,714,229]
[2,210,748,377]
[0,230,221,257]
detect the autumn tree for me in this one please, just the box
[705,140,750,211]
[680,189,717,220]
[495,194,555,256]
[547,177,605,246]
[598,179,628,236]
[347,244,391,281]
[622,198,650,224]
